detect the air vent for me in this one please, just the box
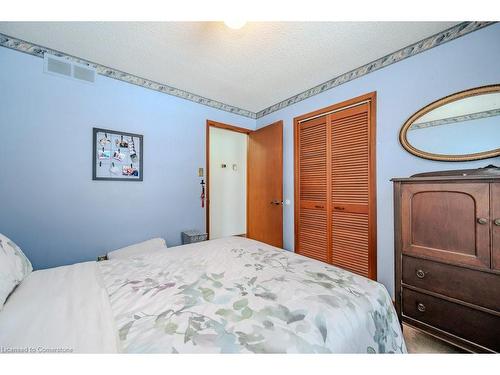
[46,56,72,77]
[73,65,96,83]
[44,54,96,84]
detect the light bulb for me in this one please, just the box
[224,20,247,30]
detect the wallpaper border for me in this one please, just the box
[0,32,257,119]
[410,108,500,131]
[255,21,495,118]
[0,21,494,120]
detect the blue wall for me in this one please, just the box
[0,47,255,270]
[256,24,500,296]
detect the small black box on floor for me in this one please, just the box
[182,230,208,244]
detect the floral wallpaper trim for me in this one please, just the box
[0,33,256,119]
[409,108,500,131]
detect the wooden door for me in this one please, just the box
[400,182,490,269]
[295,115,330,262]
[329,102,376,279]
[492,183,500,270]
[247,121,283,248]
[294,93,376,279]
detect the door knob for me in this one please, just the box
[270,200,282,205]
[477,218,488,225]
[416,269,425,279]
[417,303,426,313]
[494,218,500,226]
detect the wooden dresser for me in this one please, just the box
[393,167,500,353]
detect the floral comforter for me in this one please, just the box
[98,237,406,353]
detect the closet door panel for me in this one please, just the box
[296,116,330,263]
[330,105,369,206]
[331,211,369,275]
[329,103,374,278]
[298,206,328,262]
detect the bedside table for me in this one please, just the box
[181,230,208,245]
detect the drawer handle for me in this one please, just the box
[494,218,500,226]
[334,206,345,211]
[314,205,325,209]
[416,269,425,279]
[417,303,426,313]
[477,217,488,225]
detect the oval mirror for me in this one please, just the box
[400,84,500,161]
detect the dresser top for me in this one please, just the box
[391,165,500,182]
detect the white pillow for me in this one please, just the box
[107,238,167,260]
[0,233,33,309]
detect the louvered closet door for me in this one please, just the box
[329,102,375,278]
[296,116,330,263]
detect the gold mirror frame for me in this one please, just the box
[399,84,500,161]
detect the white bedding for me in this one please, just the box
[0,261,118,353]
[0,237,405,353]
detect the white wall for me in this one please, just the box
[209,127,247,238]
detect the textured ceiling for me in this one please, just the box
[0,22,458,112]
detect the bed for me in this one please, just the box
[0,237,406,353]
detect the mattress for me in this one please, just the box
[0,237,406,353]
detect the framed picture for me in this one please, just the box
[92,128,143,181]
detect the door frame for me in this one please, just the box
[206,120,252,239]
[293,92,377,279]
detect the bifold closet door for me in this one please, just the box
[295,93,376,280]
[295,116,330,263]
[329,102,376,279]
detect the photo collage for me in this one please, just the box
[94,129,142,180]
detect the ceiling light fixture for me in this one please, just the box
[224,20,247,30]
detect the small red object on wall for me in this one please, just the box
[200,179,205,208]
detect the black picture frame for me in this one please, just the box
[92,127,144,181]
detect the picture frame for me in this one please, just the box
[92,127,144,181]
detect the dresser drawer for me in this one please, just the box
[402,288,500,352]
[402,256,500,312]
